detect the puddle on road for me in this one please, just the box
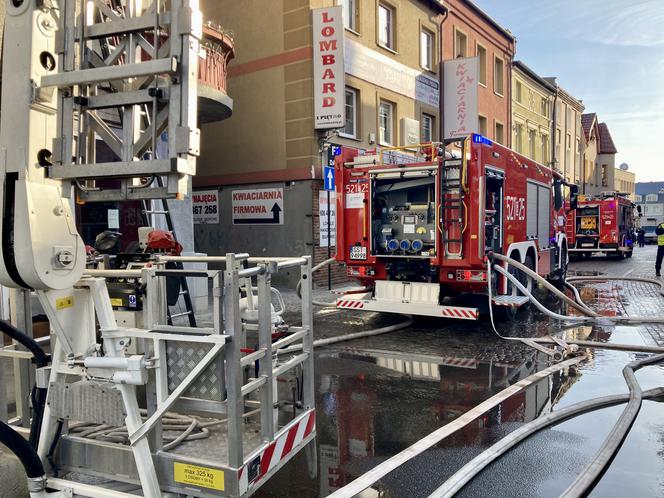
[255,282,664,498]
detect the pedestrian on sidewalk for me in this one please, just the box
[638,228,646,248]
[656,222,664,276]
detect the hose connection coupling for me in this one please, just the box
[27,475,47,493]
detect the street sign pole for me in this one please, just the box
[323,148,339,291]
[327,189,331,290]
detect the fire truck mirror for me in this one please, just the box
[554,180,564,211]
[568,183,579,211]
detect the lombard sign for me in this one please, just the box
[443,57,479,139]
[313,6,345,129]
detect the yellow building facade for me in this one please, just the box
[614,167,636,199]
[511,61,554,166]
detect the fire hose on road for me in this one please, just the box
[429,353,664,498]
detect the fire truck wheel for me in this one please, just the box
[507,254,534,297]
[552,245,569,284]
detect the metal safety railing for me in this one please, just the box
[0,253,316,497]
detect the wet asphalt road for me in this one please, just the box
[256,244,664,498]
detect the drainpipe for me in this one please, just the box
[438,7,449,142]
[507,40,515,148]
[552,90,558,173]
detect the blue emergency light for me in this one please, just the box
[472,134,493,146]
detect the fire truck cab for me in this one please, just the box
[567,192,636,259]
[334,134,571,320]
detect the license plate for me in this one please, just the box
[350,246,367,260]
[580,217,596,229]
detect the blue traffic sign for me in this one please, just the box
[324,166,335,191]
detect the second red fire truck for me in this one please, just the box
[334,134,575,320]
[566,192,636,259]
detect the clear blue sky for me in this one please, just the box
[476,0,664,182]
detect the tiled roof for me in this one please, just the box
[636,182,664,196]
[598,123,617,154]
[581,113,596,142]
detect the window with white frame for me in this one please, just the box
[634,195,642,202]
[421,113,434,143]
[378,3,395,50]
[478,115,488,136]
[341,87,359,138]
[341,0,357,32]
[647,194,658,202]
[495,122,504,145]
[514,123,523,152]
[454,29,467,58]
[379,100,394,145]
[476,44,487,86]
[528,129,536,159]
[494,57,504,95]
[420,29,433,70]
[542,135,549,163]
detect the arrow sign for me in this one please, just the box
[232,188,284,225]
[324,166,335,191]
[234,203,282,225]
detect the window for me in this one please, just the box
[379,100,394,145]
[421,113,434,143]
[647,194,657,202]
[528,129,536,159]
[494,57,504,95]
[566,133,571,149]
[341,0,357,32]
[495,122,504,145]
[476,44,487,86]
[420,29,433,70]
[634,195,642,202]
[601,164,608,187]
[515,81,522,103]
[341,87,358,138]
[542,135,549,164]
[478,115,488,136]
[378,3,395,50]
[541,98,548,118]
[454,29,467,58]
[514,123,523,152]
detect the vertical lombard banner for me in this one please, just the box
[443,57,479,139]
[313,6,345,129]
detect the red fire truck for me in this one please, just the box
[566,192,636,259]
[334,134,573,320]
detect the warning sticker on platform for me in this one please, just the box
[232,188,284,225]
[174,462,224,491]
[192,189,219,224]
[345,192,364,209]
[55,296,74,310]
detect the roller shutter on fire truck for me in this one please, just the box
[527,182,551,246]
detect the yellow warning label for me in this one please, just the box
[55,296,74,310]
[110,298,123,307]
[174,462,224,491]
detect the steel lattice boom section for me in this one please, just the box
[44,0,202,202]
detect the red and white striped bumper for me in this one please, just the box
[336,296,479,320]
[240,409,316,495]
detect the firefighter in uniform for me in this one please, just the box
[656,222,664,276]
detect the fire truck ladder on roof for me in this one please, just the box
[441,158,465,259]
[43,0,201,202]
